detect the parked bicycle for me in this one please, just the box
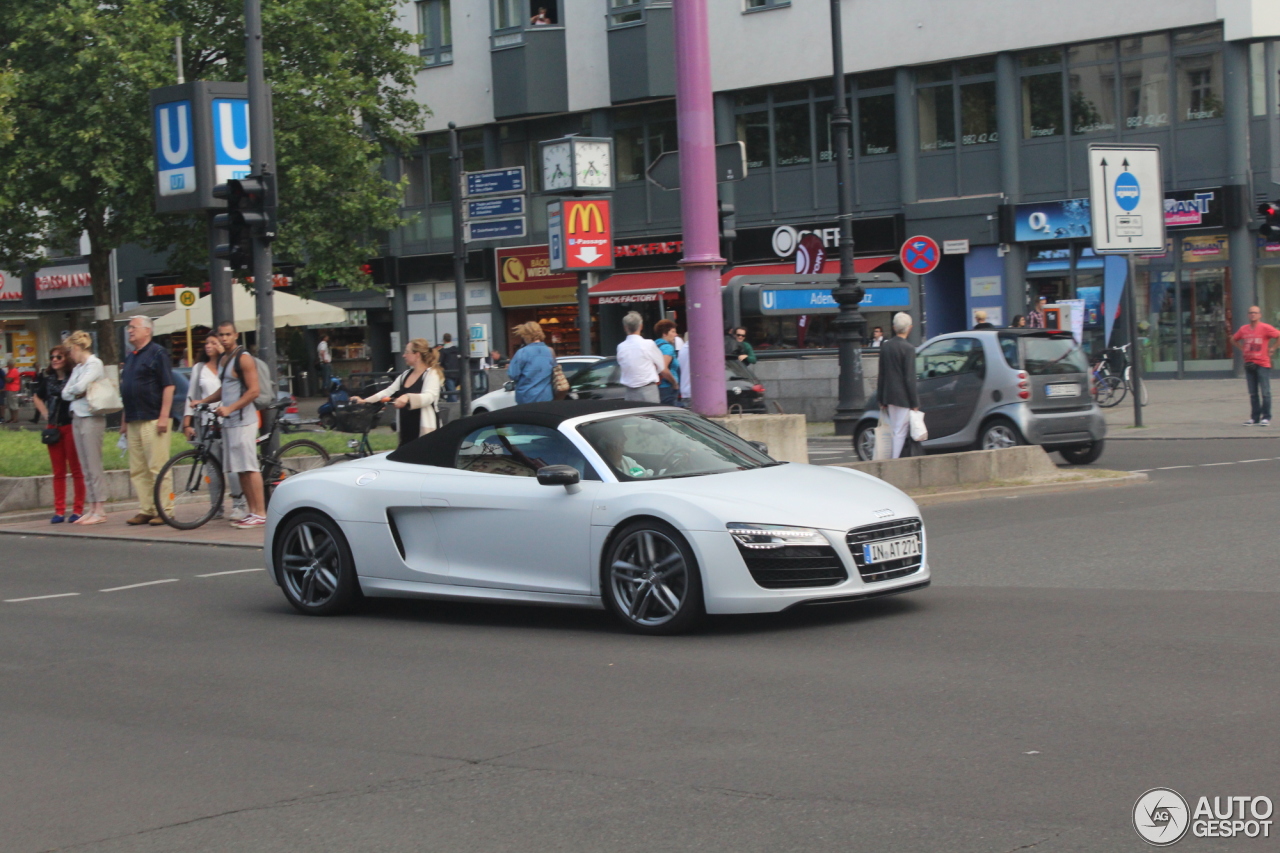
[155,399,330,530]
[324,401,385,465]
[1091,342,1148,408]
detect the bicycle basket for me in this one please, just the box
[331,403,381,433]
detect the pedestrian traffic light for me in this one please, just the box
[718,202,736,242]
[213,175,277,268]
[1258,200,1280,239]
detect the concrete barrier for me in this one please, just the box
[708,413,808,464]
[836,445,1060,491]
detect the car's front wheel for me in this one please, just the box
[274,511,361,616]
[603,520,703,635]
[979,419,1024,450]
[1059,440,1104,465]
[854,421,878,461]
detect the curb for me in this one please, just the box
[910,472,1148,506]
[0,527,263,551]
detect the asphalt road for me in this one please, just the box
[2,438,1278,852]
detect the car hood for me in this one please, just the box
[623,462,920,533]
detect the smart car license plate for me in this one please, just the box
[1046,383,1080,398]
[862,535,921,565]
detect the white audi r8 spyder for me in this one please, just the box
[264,401,930,634]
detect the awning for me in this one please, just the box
[150,287,347,335]
[589,270,685,298]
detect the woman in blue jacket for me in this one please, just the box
[506,321,555,404]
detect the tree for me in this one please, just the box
[0,0,424,364]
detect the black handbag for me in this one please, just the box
[41,392,63,445]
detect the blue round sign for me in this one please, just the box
[1114,172,1141,212]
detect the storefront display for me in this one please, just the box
[1133,232,1233,375]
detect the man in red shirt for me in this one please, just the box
[1232,306,1280,426]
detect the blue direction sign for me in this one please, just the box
[211,97,251,183]
[153,100,195,197]
[466,196,526,220]
[464,167,526,197]
[464,217,527,243]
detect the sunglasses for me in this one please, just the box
[734,333,746,338]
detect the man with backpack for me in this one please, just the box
[195,321,267,528]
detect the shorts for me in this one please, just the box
[222,423,259,475]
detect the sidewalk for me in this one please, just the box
[1103,377,1280,439]
[0,503,263,549]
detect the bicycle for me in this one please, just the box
[324,401,384,465]
[1091,342,1148,408]
[155,400,330,529]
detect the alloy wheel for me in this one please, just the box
[609,529,689,628]
[280,521,342,608]
[982,423,1021,449]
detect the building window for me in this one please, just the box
[1021,71,1063,138]
[917,83,955,151]
[402,153,426,207]
[424,131,484,204]
[418,0,452,66]
[773,102,812,167]
[492,0,559,47]
[960,81,997,145]
[612,102,676,183]
[916,59,996,151]
[1177,53,1224,121]
[608,0,643,27]
[1121,57,1170,129]
[736,109,772,169]
[1068,40,1117,135]
[744,0,789,11]
[858,93,896,155]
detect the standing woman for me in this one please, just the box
[61,331,108,524]
[33,345,85,523]
[506,321,554,404]
[351,338,443,446]
[182,333,225,441]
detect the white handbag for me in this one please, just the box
[909,410,928,442]
[86,367,123,416]
[872,421,893,460]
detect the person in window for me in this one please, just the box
[351,338,443,445]
[869,326,885,348]
[507,321,555,404]
[592,420,653,479]
[530,7,552,24]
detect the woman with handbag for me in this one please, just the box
[32,345,86,523]
[350,338,443,446]
[507,321,556,404]
[61,331,110,524]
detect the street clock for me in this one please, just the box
[539,136,614,192]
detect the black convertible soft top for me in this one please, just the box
[387,399,659,468]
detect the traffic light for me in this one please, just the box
[1260,201,1280,239]
[718,201,736,242]
[213,175,276,268]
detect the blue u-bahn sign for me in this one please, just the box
[149,81,254,213]
[153,100,195,197]
[211,98,252,183]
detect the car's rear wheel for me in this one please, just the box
[1059,440,1104,465]
[854,421,878,461]
[274,511,361,616]
[979,419,1024,450]
[603,520,703,635]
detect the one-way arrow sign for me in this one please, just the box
[646,142,749,191]
[1087,144,1163,254]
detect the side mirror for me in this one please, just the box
[748,440,769,455]
[537,464,581,491]
[503,380,515,392]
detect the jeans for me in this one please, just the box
[47,423,85,515]
[659,384,678,406]
[1246,362,1272,422]
[444,377,458,402]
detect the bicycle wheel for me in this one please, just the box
[156,448,225,529]
[263,439,331,503]
[1095,375,1126,408]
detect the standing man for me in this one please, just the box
[1027,297,1048,329]
[197,322,266,528]
[316,333,332,392]
[733,328,757,364]
[869,327,885,348]
[616,312,672,403]
[973,310,995,330]
[1232,305,1280,426]
[876,312,920,459]
[438,333,462,402]
[120,316,175,525]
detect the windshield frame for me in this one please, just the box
[572,410,777,482]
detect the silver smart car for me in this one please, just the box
[854,329,1107,464]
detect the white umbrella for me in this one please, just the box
[151,287,347,335]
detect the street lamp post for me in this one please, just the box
[828,0,866,436]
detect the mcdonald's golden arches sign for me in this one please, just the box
[549,198,615,271]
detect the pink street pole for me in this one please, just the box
[673,0,727,416]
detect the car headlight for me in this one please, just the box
[727,523,827,550]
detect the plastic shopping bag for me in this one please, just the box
[909,410,928,442]
[873,420,893,460]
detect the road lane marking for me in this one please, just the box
[5,593,81,603]
[99,579,179,593]
[1239,459,1273,463]
[196,568,265,577]
[1131,469,1152,473]
[1200,462,1235,466]
[1157,466,1193,470]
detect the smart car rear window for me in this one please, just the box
[1022,336,1089,375]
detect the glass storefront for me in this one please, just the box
[1024,243,1107,357]
[1133,232,1233,375]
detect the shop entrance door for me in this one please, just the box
[1179,266,1231,372]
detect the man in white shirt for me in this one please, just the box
[316,334,332,390]
[615,311,673,403]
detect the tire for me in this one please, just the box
[472,407,488,415]
[1095,375,1126,408]
[854,421,878,461]
[1059,440,1105,465]
[263,439,330,503]
[273,511,361,615]
[978,419,1024,450]
[603,520,703,635]
[155,449,225,530]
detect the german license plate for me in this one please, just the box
[862,535,921,564]
[1046,383,1080,398]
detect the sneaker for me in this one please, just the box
[1243,420,1258,426]
[232,514,266,529]
[67,513,82,523]
[50,515,65,524]
[1263,419,1272,426]
[229,496,248,521]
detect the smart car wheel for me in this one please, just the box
[603,520,703,635]
[979,420,1023,450]
[854,422,878,461]
[274,511,361,616]
[1059,440,1104,465]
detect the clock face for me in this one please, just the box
[541,142,573,191]
[573,140,612,189]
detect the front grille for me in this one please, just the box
[736,544,848,589]
[846,518,924,584]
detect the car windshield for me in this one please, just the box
[1022,336,1089,375]
[578,412,776,481]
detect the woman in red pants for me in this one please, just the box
[32,345,85,523]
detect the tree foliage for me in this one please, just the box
[0,0,425,363]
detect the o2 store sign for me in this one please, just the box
[1015,189,1223,242]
